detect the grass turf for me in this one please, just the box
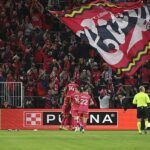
[0,130,149,150]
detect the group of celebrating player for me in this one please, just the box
[60,80,94,133]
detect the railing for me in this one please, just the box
[0,82,24,108]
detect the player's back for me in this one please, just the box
[66,82,79,95]
[79,92,92,112]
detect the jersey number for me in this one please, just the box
[80,99,88,105]
[69,86,75,91]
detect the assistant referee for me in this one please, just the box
[133,86,150,134]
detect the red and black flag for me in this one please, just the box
[49,1,150,76]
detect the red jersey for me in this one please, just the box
[53,77,59,93]
[37,81,46,96]
[92,70,101,83]
[26,85,35,96]
[43,55,53,72]
[73,70,80,84]
[71,92,80,111]
[124,75,136,86]
[66,82,79,95]
[34,48,44,63]
[79,92,92,112]
[141,67,150,83]
[32,13,43,29]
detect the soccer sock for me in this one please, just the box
[68,116,73,129]
[137,121,141,133]
[61,117,65,126]
[145,120,149,129]
[80,119,86,129]
[78,118,82,126]
[64,117,69,126]
[77,122,80,127]
[73,119,78,127]
[80,119,84,127]
[61,118,66,126]
[83,122,86,129]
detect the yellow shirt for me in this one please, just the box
[133,92,150,107]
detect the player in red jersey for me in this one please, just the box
[78,87,94,133]
[65,80,79,96]
[60,93,71,130]
[60,80,79,130]
[70,88,80,132]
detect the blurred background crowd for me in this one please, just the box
[0,0,150,109]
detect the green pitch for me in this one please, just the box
[0,130,149,150]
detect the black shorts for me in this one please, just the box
[137,107,148,119]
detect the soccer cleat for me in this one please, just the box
[74,128,78,132]
[81,129,85,133]
[74,127,79,132]
[144,128,147,134]
[80,125,83,132]
[138,131,142,135]
[62,127,69,131]
[59,126,63,130]
[79,125,85,133]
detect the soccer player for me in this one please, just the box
[60,79,79,130]
[70,88,80,132]
[60,94,71,130]
[78,86,94,133]
[133,86,150,134]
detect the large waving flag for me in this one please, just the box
[50,1,150,76]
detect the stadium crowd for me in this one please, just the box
[0,0,150,109]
